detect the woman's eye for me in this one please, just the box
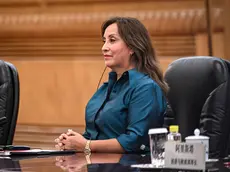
[102,38,116,43]
[110,39,116,43]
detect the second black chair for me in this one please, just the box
[164,56,230,158]
[0,60,20,145]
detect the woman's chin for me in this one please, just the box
[104,62,114,68]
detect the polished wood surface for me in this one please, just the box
[0,153,229,172]
[0,153,149,172]
[13,124,85,149]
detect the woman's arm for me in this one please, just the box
[55,130,124,153]
[90,138,124,153]
[55,82,165,153]
[116,82,165,153]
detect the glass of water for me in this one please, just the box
[148,128,168,167]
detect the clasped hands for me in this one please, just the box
[55,129,87,151]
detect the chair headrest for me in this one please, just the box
[164,56,229,139]
[165,56,227,110]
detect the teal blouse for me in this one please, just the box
[83,69,166,153]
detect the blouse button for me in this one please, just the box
[140,144,146,150]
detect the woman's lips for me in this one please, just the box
[104,55,112,59]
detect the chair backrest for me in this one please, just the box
[164,56,230,158]
[0,60,20,145]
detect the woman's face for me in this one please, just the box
[102,23,133,72]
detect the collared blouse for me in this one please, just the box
[83,68,166,153]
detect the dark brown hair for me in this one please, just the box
[101,17,168,95]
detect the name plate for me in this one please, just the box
[165,142,205,170]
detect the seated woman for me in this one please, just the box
[55,16,168,154]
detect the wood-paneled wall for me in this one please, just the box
[0,0,228,148]
[1,35,195,127]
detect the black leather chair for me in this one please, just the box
[164,56,230,158]
[0,60,20,145]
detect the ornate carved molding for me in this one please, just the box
[0,0,203,7]
[147,8,223,34]
[0,8,223,36]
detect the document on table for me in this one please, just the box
[0,149,77,156]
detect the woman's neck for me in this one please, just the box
[113,65,135,80]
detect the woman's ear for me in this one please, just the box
[130,50,134,56]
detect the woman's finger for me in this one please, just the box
[54,138,59,143]
[61,133,68,139]
[58,142,64,147]
[67,129,77,136]
[59,135,64,140]
[55,144,62,150]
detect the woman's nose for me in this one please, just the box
[102,42,109,52]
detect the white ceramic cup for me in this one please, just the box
[185,129,209,160]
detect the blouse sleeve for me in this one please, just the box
[116,82,165,153]
[82,130,91,139]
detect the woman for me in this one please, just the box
[55,17,168,153]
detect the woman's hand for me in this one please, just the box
[55,133,66,150]
[55,129,87,151]
[55,129,72,150]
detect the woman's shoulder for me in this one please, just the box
[128,69,159,88]
[129,71,165,100]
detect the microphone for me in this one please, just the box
[96,66,107,90]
